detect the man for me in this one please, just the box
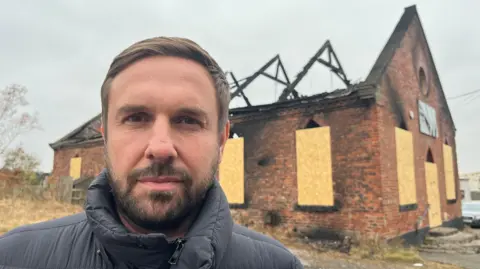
[0,37,303,269]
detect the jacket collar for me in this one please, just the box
[85,169,233,269]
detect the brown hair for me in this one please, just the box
[100,37,230,137]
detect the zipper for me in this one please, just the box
[168,238,187,265]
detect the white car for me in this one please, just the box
[462,201,480,228]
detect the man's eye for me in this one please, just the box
[174,116,201,125]
[124,113,150,123]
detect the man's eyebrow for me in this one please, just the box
[116,105,149,116]
[116,105,209,119]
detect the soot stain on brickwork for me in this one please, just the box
[410,20,433,99]
[384,73,408,130]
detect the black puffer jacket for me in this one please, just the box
[0,169,303,269]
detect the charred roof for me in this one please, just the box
[50,5,454,150]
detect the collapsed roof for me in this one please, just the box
[50,5,454,150]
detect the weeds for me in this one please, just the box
[349,235,424,263]
[0,189,83,235]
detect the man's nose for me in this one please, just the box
[144,118,178,162]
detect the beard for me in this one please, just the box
[105,152,219,233]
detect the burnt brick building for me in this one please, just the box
[49,5,461,242]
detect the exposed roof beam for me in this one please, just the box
[277,40,351,102]
[227,55,293,106]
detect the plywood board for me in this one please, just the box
[219,138,244,204]
[296,127,333,206]
[395,128,417,205]
[425,162,442,227]
[69,157,82,179]
[443,144,456,200]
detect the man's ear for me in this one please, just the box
[100,117,106,142]
[218,120,231,161]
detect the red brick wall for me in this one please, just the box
[228,17,461,240]
[50,144,105,182]
[375,16,461,238]
[230,100,385,237]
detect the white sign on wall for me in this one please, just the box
[418,100,438,138]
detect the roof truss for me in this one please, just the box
[227,55,293,107]
[228,40,351,105]
[277,40,350,102]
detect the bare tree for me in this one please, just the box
[2,145,41,184]
[0,84,41,155]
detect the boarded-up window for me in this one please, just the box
[395,128,417,205]
[69,157,82,179]
[219,137,244,204]
[443,144,456,200]
[295,126,333,206]
[425,161,443,227]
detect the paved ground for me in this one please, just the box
[291,248,461,269]
[420,252,479,269]
[418,227,480,269]
[281,228,480,269]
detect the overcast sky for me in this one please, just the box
[0,0,478,174]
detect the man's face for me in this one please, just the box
[104,56,228,231]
